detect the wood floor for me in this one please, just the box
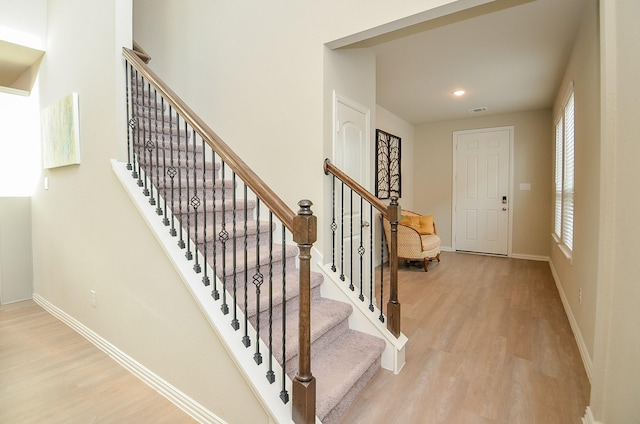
[0,300,195,424]
[340,251,590,424]
[0,252,590,423]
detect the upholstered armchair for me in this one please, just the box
[382,210,441,272]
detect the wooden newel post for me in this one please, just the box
[387,196,401,337]
[292,199,317,424]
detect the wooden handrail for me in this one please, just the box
[123,47,296,231]
[323,159,388,216]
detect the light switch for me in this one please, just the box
[44,177,49,190]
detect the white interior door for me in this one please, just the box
[454,127,511,255]
[333,92,371,288]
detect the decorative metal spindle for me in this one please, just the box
[379,214,385,323]
[358,196,365,301]
[349,189,354,291]
[279,225,289,404]
[124,63,133,171]
[266,211,275,384]
[242,184,251,348]
[369,204,374,312]
[231,172,239,330]
[330,175,337,272]
[133,71,143,182]
[253,198,263,365]
[167,105,178,237]
[142,81,151,196]
[201,136,210,286]
[191,129,200,272]
[219,161,229,314]
[211,151,219,300]
[184,123,193,261]
[176,116,185,249]
[340,181,345,281]
[161,97,170,226]
[129,71,142,179]
[153,88,162,215]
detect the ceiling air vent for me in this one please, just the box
[468,107,488,113]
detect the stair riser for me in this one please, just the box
[175,209,256,227]
[285,318,350,376]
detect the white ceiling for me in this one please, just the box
[359,0,589,125]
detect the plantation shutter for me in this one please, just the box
[562,92,575,251]
[554,118,563,239]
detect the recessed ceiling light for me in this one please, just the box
[452,90,466,97]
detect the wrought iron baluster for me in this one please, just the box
[266,211,275,383]
[253,198,263,365]
[211,151,219,300]
[142,81,152,196]
[184,122,193,260]
[231,172,239,330]
[369,204,374,312]
[167,105,177,237]
[190,129,200,271]
[124,63,133,171]
[242,183,250,348]
[219,161,229,314]
[147,86,158,208]
[279,225,289,404]
[176,116,185,249]
[340,181,345,281]
[349,189,354,291]
[153,88,162,215]
[201,136,210,286]
[330,175,337,272]
[379,214,385,323]
[161,97,169,224]
[358,195,365,301]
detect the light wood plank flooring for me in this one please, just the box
[1,252,590,423]
[340,251,590,424]
[0,300,195,424]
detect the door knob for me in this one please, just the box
[362,221,370,228]
[502,207,507,211]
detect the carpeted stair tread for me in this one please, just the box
[313,330,386,422]
[229,269,324,319]
[260,297,352,365]
[191,219,273,243]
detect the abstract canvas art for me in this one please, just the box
[41,92,80,169]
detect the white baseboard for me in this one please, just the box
[548,261,593,383]
[583,406,602,424]
[32,294,226,424]
[510,253,550,261]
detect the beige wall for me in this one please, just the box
[0,198,33,304]
[33,1,270,422]
[549,0,600,371]
[592,0,640,422]
[414,110,552,257]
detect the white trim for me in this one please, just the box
[452,126,514,255]
[510,253,550,262]
[32,293,227,424]
[549,260,593,383]
[582,406,602,424]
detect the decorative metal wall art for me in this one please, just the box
[375,129,401,199]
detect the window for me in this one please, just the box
[554,86,575,255]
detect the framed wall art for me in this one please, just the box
[375,129,401,199]
[41,92,81,169]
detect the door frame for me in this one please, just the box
[451,126,514,256]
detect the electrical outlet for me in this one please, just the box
[91,290,97,308]
[578,288,582,305]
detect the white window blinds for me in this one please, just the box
[554,119,563,239]
[562,92,575,251]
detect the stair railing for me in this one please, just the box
[323,159,401,337]
[123,47,315,423]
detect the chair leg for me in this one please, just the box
[436,253,441,262]
[422,259,429,272]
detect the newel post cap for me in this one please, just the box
[293,200,317,245]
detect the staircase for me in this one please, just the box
[123,47,385,423]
